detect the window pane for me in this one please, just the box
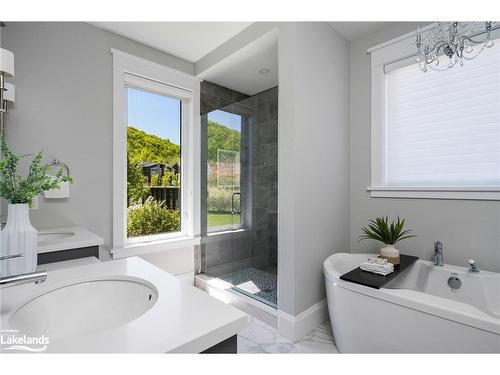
[386,40,500,187]
[126,87,181,238]
[207,110,242,230]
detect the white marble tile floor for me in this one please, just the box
[237,315,338,354]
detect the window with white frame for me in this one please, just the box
[368,32,500,200]
[126,81,183,240]
[112,50,200,254]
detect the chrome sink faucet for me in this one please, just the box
[433,241,444,266]
[468,259,480,273]
[0,254,47,288]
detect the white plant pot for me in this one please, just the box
[0,204,38,276]
[380,244,400,265]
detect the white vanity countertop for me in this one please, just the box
[37,226,104,254]
[1,257,247,353]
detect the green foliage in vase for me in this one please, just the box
[0,137,73,206]
[127,197,180,237]
[359,216,416,245]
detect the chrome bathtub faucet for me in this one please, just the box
[433,241,444,266]
[468,259,480,273]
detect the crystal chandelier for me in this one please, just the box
[415,22,497,72]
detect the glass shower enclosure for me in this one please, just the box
[200,86,278,307]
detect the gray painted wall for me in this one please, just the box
[278,23,351,315]
[350,22,500,272]
[1,22,193,256]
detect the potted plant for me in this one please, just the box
[0,137,72,274]
[359,216,416,265]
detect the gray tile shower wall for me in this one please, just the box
[201,81,249,116]
[250,87,278,270]
[202,231,253,276]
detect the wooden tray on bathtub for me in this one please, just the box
[340,254,418,289]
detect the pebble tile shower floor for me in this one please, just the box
[219,267,277,306]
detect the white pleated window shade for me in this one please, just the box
[385,41,500,187]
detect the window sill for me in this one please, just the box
[367,186,500,201]
[111,236,201,259]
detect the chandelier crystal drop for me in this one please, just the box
[415,22,496,72]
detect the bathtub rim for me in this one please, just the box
[323,252,500,336]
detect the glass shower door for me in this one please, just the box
[201,91,278,308]
[206,110,242,233]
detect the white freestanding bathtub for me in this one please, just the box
[323,253,500,353]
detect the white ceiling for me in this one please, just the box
[92,22,396,63]
[91,22,395,95]
[91,22,252,62]
[198,29,278,96]
[329,22,394,41]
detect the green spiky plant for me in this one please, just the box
[359,216,416,245]
[0,137,73,207]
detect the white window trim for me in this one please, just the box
[111,49,201,255]
[367,24,500,201]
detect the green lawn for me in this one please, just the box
[207,212,240,227]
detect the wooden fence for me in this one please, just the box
[149,186,180,210]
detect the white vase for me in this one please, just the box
[1,204,38,276]
[380,244,400,265]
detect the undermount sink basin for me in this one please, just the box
[9,278,158,340]
[38,231,75,243]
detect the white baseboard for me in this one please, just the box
[277,300,329,342]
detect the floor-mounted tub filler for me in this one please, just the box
[324,253,500,353]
